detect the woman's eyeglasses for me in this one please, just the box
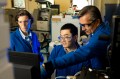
[80,19,96,27]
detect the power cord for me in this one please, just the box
[55,76,66,79]
[74,71,81,76]
[55,76,76,79]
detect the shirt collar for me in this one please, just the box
[64,44,80,53]
[19,28,32,39]
[92,22,104,35]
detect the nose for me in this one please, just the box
[21,21,27,26]
[61,37,66,41]
[61,39,66,43]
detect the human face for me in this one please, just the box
[17,15,29,34]
[79,13,97,35]
[59,29,77,49]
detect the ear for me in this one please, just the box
[73,35,78,42]
[96,19,100,25]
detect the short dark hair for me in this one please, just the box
[79,5,102,23]
[60,23,78,36]
[15,9,34,24]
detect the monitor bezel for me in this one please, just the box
[8,51,40,67]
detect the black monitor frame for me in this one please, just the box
[111,15,120,58]
[8,51,41,79]
[111,15,120,78]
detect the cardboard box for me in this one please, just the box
[52,15,62,22]
[36,21,50,31]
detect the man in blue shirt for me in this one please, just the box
[9,10,44,63]
[43,5,111,78]
[45,23,90,78]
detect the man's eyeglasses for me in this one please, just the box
[80,19,96,27]
[58,35,72,41]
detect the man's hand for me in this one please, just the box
[44,61,54,72]
[41,61,54,79]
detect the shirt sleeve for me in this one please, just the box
[51,33,110,69]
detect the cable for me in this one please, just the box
[55,71,81,79]
[55,76,66,79]
[66,76,76,79]
[106,43,112,70]
[74,71,81,76]
[55,76,76,79]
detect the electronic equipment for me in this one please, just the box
[35,0,51,9]
[8,51,41,79]
[111,15,120,52]
[50,5,60,15]
[111,15,120,78]
[35,0,45,2]
[105,4,120,27]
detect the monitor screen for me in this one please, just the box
[8,51,41,79]
[111,15,120,53]
[111,15,120,78]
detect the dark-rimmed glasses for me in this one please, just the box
[80,19,96,27]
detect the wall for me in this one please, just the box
[4,0,71,14]
[4,0,38,14]
[4,0,12,8]
[25,0,38,14]
[4,0,39,27]
[54,0,71,13]
[94,0,120,20]
[4,0,120,15]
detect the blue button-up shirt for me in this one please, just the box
[51,22,111,70]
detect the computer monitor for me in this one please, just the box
[8,51,41,79]
[111,15,120,78]
[111,15,120,59]
[50,5,60,15]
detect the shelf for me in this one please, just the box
[34,30,50,32]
